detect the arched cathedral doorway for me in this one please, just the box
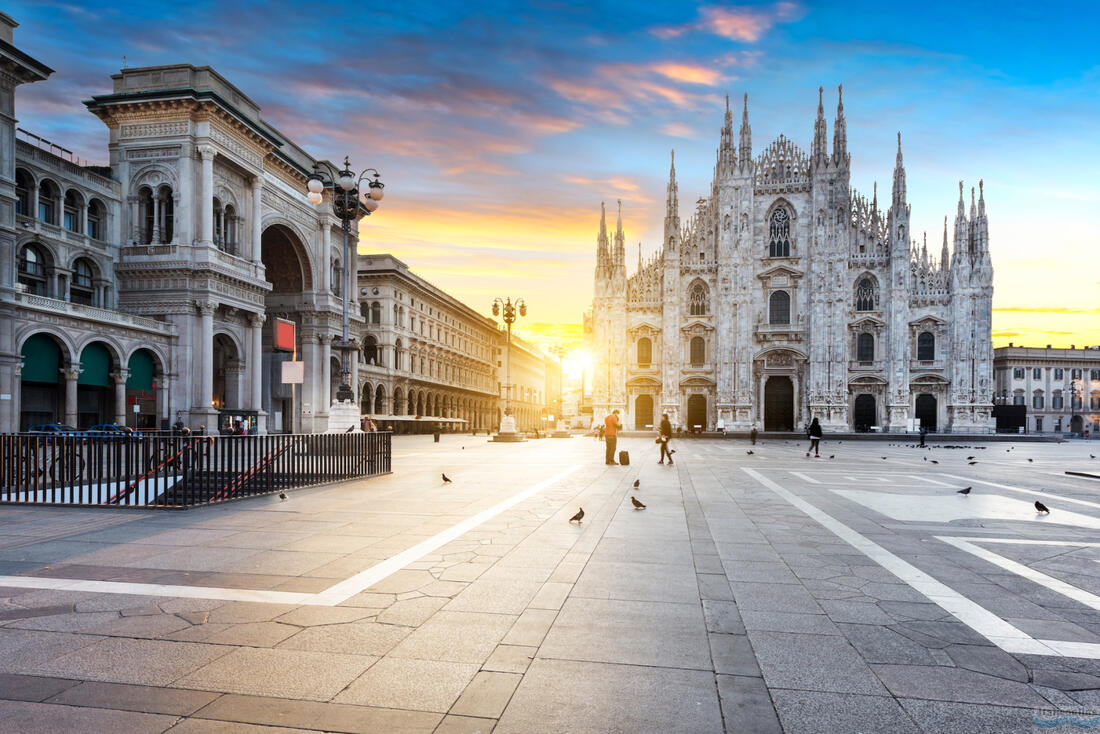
[686,395,707,431]
[634,395,654,430]
[853,394,876,432]
[764,376,794,431]
[915,394,937,432]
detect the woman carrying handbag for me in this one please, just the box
[657,413,674,465]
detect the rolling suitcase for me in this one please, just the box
[618,450,630,466]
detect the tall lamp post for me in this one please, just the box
[305,158,384,425]
[492,297,525,435]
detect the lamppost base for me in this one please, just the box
[491,432,526,443]
[327,400,361,433]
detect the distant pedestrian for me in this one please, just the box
[919,425,927,447]
[806,417,822,457]
[658,413,674,465]
[597,424,605,442]
[750,424,758,445]
[604,410,621,465]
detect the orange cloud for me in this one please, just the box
[659,122,696,138]
[649,62,726,86]
[653,2,803,42]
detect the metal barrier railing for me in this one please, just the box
[0,432,391,508]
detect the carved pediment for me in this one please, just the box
[626,375,662,388]
[911,373,949,385]
[680,319,715,333]
[848,375,887,385]
[850,315,886,329]
[757,264,804,282]
[908,314,947,327]
[679,375,716,387]
[753,346,808,366]
[628,321,661,337]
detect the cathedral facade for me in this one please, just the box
[586,88,994,434]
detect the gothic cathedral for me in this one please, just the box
[585,88,994,434]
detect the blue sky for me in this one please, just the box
[9,0,1099,347]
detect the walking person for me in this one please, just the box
[806,416,823,458]
[604,410,621,465]
[750,423,758,445]
[658,413,674,465]
[919,424,927,447]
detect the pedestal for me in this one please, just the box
[327,400,361,433]
[492,414,525,442]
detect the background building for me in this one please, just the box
[502,335,549,432]
[994,345,1100,436]
[588,90,994,433]
[356,254,499,433]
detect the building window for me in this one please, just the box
[917,332,935,361]
[70,258,95,306]
[637,337,652,366]
[769,290,791,325]
[857,333,874,363]
[17,244,49,296]
[1033,367,1042,380]
[63,190,82,233]
[1071,369,1082,380]
[332,260,342,297]
[38,179,60,225]
[370,301,381,324]
[688,282,708,316]
[1013,394,1024,406]
[1013,368,1025,380]
[1054,368,1064,380]
[88,199,105,240]
[1091,370,1100,381]
[689,336,705,366]
[15,169,32,216]
[1052,394,1064,410]
[1072,394,1083,410]
[1035,416,1043,432]
[1033,393,1044,409]
[768,207,791,257]
[854,277,876,311]
[1091,392,1100,410]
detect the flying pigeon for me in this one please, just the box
[1035,501,1050,514]
[442,473,452,484]
[747,450,754,455]
[631,496,646,510]
[569,508,585,524]
[957,487,971,495]
[633,479,640,489]
[278,491,288,501]
[968,461,978,465]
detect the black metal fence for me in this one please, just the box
[0,432,391,508]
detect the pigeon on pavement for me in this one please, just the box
[442,473,452,484]
[1035,501,1050,514]
[569,508,585,524]
[931,460,939,464]
[829,455,835,459]
[633,479,640,489]
[967,456,975,460]
[957,487,971,495]
[279,491,288,501]
[747,450,754,455]
[631,496,646,510]
[968,461,978,465]
[1028,458,1034,463]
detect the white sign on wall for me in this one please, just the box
[281,361,304,384]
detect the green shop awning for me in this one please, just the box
[78,342,111,387]
[126,349,155,391]
[20,334,61,384]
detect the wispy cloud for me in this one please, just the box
[659,122,696,138]
[653,2,803,42]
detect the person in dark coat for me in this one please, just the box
[806,417,823,457]
[658,413,674,465]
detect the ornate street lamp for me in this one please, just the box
[492,297,525,429]
[305,157,384,405]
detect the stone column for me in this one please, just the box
[157,373,171,429]
[251,178,264,262]
[112,370,128,426]
[319,334,332,409]
[152,194,161,244]
[197,145,216,246]
[129,197,139,243]
[320,222,331,293]
[177,151,192,244]
[249,313,265,412]
[197,301,216,410]
[62,368,79,427]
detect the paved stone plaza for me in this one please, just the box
[1,434,1099,733]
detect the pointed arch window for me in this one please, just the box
[768,207,791,257]
[637,337,652,366]
[688,282,708,316]
[855,277,877,311]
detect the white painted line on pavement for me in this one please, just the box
[936,536,1100,612]
[790,471,821,484]
[907,474,955,487]
[0,464,582,607]
[938,473,1100,511]
[740,467,1064,658]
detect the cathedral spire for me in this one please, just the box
[872,181,878,214]
[891,132,906,207]
[719,94,736,174]
[921,231,928,264]
[832,84,847,165]
[941,216,950,275]
[614,198,625,266]
[738,93,752,168]
[812,86,828,166]
[596,200,609,269]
